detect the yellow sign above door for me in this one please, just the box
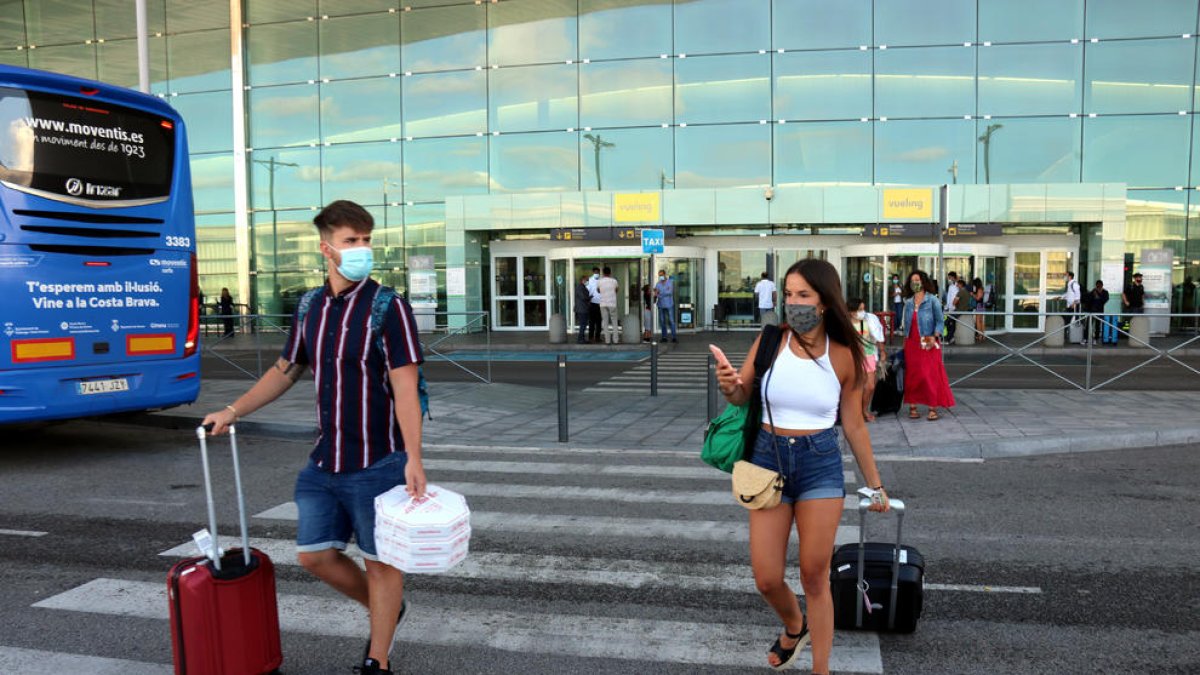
[614,193,661,223]
[882,188,933,219]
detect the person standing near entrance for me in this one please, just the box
[574,274,592,344]
[1123,272,1145,315]
[654,269,677,343]
[890,275,904,332]
[849,298,886,422]
[754,271,777,324]
[586,266,602,343]
[202,200,425,675]
[218,287,235,337]
[1087,280,1111,345]
[971,277,986,342]
[902,270,955,421]
[943,271,960,341]
[597,266,620,344]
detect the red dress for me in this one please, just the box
[903,311,955,408]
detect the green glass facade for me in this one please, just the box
[4,0,1200,315]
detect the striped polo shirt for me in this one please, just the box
[280,277,423,474]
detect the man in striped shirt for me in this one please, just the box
[203,200,425,675]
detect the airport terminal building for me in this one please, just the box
[5,0,1200,333]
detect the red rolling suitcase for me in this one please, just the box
[168,425,283,675]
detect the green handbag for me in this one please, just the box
[701,402,751,473]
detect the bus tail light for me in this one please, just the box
[184,253,199,358]
[127,334,175,356]
[12,338,75,363]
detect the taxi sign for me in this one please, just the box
[641,228,665,254]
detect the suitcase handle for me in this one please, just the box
[195,425,252,571]
[854,497,907,630]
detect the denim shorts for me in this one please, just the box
[294,450,407,560]
[748,427,845,503]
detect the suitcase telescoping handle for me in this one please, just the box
[855,497,906,630]
[195,425,252,571]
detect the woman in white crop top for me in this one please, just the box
[716,258,889,674]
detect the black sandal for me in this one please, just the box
[767,618,809,670]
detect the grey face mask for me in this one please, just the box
[785,303,821,333]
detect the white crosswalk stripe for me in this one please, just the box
[0,646,171,674]
[30,451,886,672]
[582,352,745,394]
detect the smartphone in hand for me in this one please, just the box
[708,344,731,368]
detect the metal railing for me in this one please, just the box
[199,311,491,382]
[937,311,1200,391]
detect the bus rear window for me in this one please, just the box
[0,87,174,205]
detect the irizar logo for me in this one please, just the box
[65,177,122,198]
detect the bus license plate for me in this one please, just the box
[78,378,129,395]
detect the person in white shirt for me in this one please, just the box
[754,272,777,324]
[849,298,887,422]
[596,266,620,344]
[1061,271,1081,312]
[586,266,602,343]
[943,272,960,341]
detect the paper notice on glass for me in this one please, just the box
[446,267,466,297]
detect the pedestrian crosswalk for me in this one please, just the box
[28,446,885,673]
[583,351,747,394]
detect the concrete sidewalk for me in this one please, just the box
[136,376,1200,459]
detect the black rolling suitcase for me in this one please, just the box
[830,497,924,633]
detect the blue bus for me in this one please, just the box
[0,65,200,424]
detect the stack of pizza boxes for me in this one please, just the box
[374,484,471,573]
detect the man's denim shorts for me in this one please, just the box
[294,450,407,560]
[748,427,845,503]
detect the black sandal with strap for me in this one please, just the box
[767,618,809,670]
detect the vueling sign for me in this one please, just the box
[882,188,933,219]
[614,193,660,223]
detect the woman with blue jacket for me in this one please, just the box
[900,270,955,420]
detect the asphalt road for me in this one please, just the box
[1,421,1197,673]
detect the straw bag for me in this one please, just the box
[731,459,784,509]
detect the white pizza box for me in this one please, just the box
[374,484,471,573]
[382,544,470,574]
[376,527,471,573]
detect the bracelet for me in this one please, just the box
[871,484,884,491]
[225,404,239,420]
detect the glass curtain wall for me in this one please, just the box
[5,1,1200,313]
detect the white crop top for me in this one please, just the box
[760,332,841,429]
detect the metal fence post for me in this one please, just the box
[650,339,659,396]
[1085,313,1094,391]
[557,354,568,442]
[707,353,718,420]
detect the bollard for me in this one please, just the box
[557,354,568,442]
[650,340,658,397]
[707,354,717,420]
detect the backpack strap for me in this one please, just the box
[371,286,431,420]
[294,287,323,343]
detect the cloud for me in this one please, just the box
[891,146,949,163]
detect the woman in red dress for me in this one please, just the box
[901,270,955,420]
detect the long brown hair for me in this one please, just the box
[782,258,865,387]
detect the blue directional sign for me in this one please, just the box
[641,228,665,254]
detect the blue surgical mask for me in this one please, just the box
[336,246,373,282]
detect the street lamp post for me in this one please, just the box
[382,178,404,291]
[252,155,298,311]
[978,123,1003,185]
[583,133,614,191]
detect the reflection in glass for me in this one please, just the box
[875,119,976,186]
[875,0,976,46]
[775,50,870,121]
[875,46,975,119]
[675,0,769,55]
[495,257,518,296]
[489,63,578,133]
[1083,114,1189,187]
[249,84,319,148]
[319,13,399,80]
[321,78,401,144]
[0,51,28,68]
[321,142,402,206]
[246,21,317,87]
[250,147,321,211]
[173,91,234,154]
[252,207,323,313]
[1013,251,1041,294]
[403,70,486,138]
[1084,39,1194,114]
[978,43,1082,116]
[978,117,1081,184]
[165,1,231,32]
[95,0,165,39]
[190,153,235,213]
[676,124,770,189]
[675,54,770,125]
[497,300,519,327]
[580,59,672,128]
[488,0,576,66]
[979,0,1082,43]
[247,0,316,25]
[23,0,94,46]
[580,127,673,191]
[579,0,671,60]
[523,257,546,295]
[1125,191,1187,265]
[523,299,547,326]
[168,29,232,93]
[402,136,488,203]
[402,4,485,73]
[28,43,97,80]
[718,250,768,323]
[98,38,168,93]
[775,121,871,186]
[490,132,578,193]
[773,0,871,50]
[1086,0,1198,40]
